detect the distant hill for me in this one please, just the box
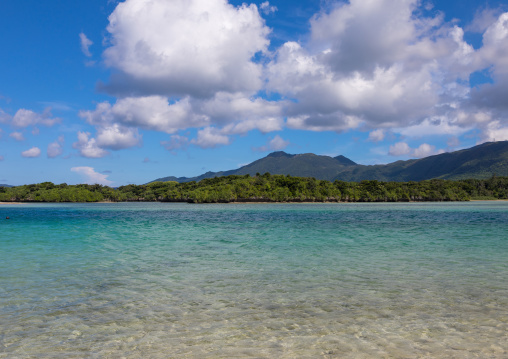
[152,151,357,183]
[0,184,12,188]
[151,141,508,183]
[334,141,508,182]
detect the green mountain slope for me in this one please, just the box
[152,151,356,182]
[151,141,508,183]
[335,141,508,182]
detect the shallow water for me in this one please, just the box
[0,202,507,358]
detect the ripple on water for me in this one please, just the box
[0,202,507,358]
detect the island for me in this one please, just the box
[1,173,507,203]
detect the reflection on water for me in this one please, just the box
[0,202,507,358]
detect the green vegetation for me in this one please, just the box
[1,174,508,203]
[151,141,508,183]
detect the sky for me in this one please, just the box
[1,0,508,186]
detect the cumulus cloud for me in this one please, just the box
[80,96,208,134]
[191,127,231,148]
[80,93,284,151]
[95,124,141,150]
[197,92,285,133]
[412,143,441,158]
[71,166,113,186]
[254,135,290,152]
[265,0,478,134]
[395,116,474,137]
[21,147,41,158]
[368,129,385,142]
[74,1,508,153]
[466,7,503,33]
[73,131,109,158]
[9,131,25,141]
[389,142,443,158]
[470,12,508,115]
[47,136,64,158]
[11,108,61,128]
[101,0,270,98]
[481,121,508,142]
[477,11,508,65]
[389,142,412,156]
[79,32,93,57]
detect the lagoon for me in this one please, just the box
[0,202,507,358]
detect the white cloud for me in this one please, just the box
[265,0,486,136]
[21,147,41,158]
[9,131,25,141]
[477,12,508,75]
[80,96,208,134]
[71,166,113,186]
[480,121,508,142]
[395,116,474,137]
[413,143,438,158]
[260,1,277,15]
[47,136,64,158]
[389,142,443,158]
[95,124,141,150]
[255,135,290,152]
[73,1,508,153]
[81,93,285,150]
[11,108,61,128]
[101,0,270,97]
[72,131,109,158]
[368,129,385,142]
[79,32,93,57]
[191,127,231,148]
[200,92,285,134]
[470,12,508,117]
[467,8,503,33]
[389,142,411,156]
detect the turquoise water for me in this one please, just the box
[0,202,507,358]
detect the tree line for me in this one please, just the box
[1,173,507,203]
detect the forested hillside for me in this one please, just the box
[1,174,508,203]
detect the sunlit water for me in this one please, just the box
[0,202,507,358]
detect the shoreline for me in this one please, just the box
[3,199,508,205]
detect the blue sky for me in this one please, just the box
[1,0,507,186]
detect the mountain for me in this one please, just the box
[151,141,508,183]
[152,151,357,183]
[334,141,508,182]
[0,184,13,188]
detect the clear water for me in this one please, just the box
[0,202,507,358]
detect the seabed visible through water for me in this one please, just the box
[0,202,507,358]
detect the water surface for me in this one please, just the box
[1,202,507,358]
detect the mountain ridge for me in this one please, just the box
[151,141,508,183]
